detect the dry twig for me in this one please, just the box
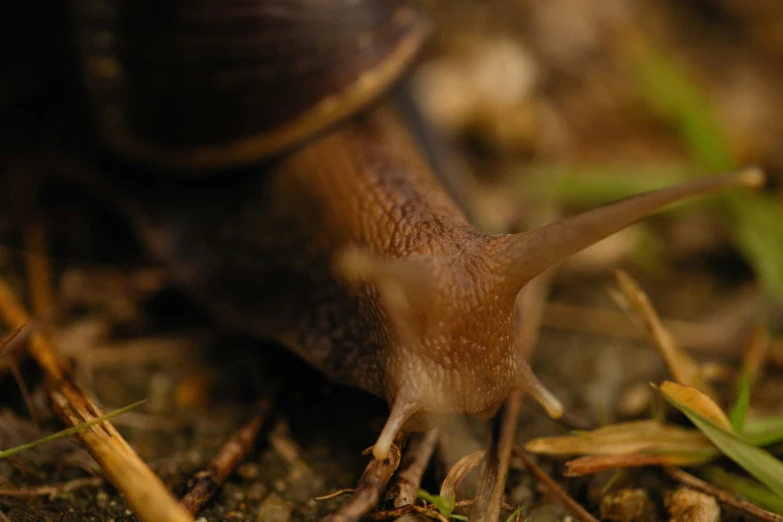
[664,467,783,522]
[180,396,275,514]
[470,392,523,522]
[394,428,439,507]
[269,417,315,480]
[0,323,29,358]
[322,433,404,522]
[513,447,599,522]
[363,503,444,521]
[541,299,757,354]
[611,269,718,400]
[314,489,355,502]
[0,223,193,522]
[441,450,485,501]
[738,318,770,388]
[24,214,56,322]
[365,499,520,521]
[0,477,104,498]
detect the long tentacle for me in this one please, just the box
[488,168,764,296]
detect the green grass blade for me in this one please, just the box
[725,191,783,301]
[629,38,783,302]
[729,375,751,434]
[702,466,783,515]
[506,504,525,522]
[661,388,783,498]
[744,417,783,447]
[417,488,455,516]
[629,41,734,172]
[0,399,146,460]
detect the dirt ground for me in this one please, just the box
[1,1,782,521]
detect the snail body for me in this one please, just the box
[68,0,764,460]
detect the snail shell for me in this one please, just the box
[70,0,431,171]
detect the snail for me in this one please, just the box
[67,0,765,462]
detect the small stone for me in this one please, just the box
[664,487,720,522]
[237,462,260,481]
[617,382,654,418]
[524,505,565,522]
[257,492,294,522]
[95,490,109,508]
[247,481,269,501]
[600,488,657,522]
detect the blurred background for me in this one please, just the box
[1,0,782,520]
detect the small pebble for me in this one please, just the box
[247,481,269,501]
[617,382,654,418]
[600,488,657,522]
[95,489,109,508]
[524,505,565,522]
[237,462,260,481]
[257,492,294,522]
[664,487,720,522]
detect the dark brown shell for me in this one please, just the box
[70,0,431,171]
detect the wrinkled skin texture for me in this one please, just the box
[128,104,538,430]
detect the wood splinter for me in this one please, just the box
[180,396,276,515]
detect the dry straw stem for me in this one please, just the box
[0,476,104,498]
[314,489,355,502]
[524,419,717,475]
[739,318,770,388]
[24,214,56,321]
[540,300,757,355]
[665,467,783,522]
[363,503,448,521]
[0,220,194,522]
[471,392,522,522]
[393,428,440,507]
[440,449,486,502]
[0,280,193,522]
[0,282,193,522]
[513,447,599,522]
[611,269,718,400]
[363,499,520,522]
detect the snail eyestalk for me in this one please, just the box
[489,167,766,296]
[518,363,564,419]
